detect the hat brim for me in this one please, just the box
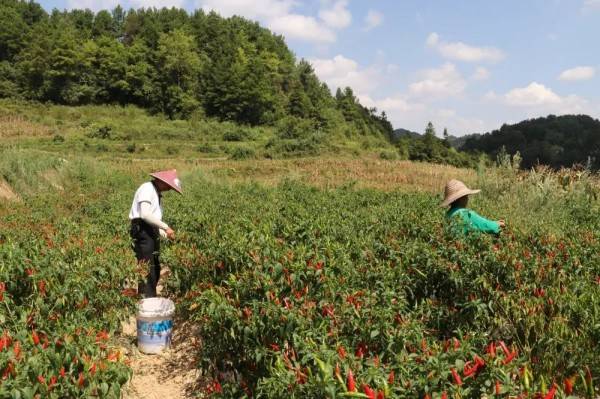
[440,188,480,207]
[150,174,183,194]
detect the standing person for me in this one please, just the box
[129,170,182,297]
[442,179,505,235]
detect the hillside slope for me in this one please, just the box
[463,114,600,169]
[0,0,392,143]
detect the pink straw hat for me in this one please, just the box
[150,169,182,194]
[441,179,480,207]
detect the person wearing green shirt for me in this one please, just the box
[442,179,505,235]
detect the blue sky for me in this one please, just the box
[38,0,600,135]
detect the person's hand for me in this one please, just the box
[166,228,175,240]
[498,220,506,228]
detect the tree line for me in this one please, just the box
[0,0,392,139]
[462,115,600,170]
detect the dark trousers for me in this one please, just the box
[130,219,161,298]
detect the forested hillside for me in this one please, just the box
[0,0,392,140]
[463,115,600,170]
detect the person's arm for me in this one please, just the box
[466,210,501,234]
[139,201,169,231]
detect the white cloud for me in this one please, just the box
[198,0,339,44]
[198,0,294,20]
[505,82,562,107]
[483,91,498,101]
[409,63,466,99]
[472,66,490,81]
[130,0,185,7]
[558,66,596,81]
[309,55,389,94]
[426,32,505,63]
[364,10,384,31]
[319,0,352,29]
[425,32,439,47]
[67,0,121,11]
[583,0,600,9]
[503,82,593,115]
[269,14,336,43]
[361,93,488,135]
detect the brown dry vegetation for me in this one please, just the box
[0,115,52,138]
[109,157,476,194]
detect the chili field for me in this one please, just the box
[1,151,600,398]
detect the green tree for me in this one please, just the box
[153,29,202,118]
[0,7,28,61]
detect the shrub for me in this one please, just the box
[197,143,218,153]
[165,145,179,155]
[229,146,256,160]
[276,116,316,140]
[379,150,398,160]
[86,125,112,139]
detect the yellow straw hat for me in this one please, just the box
[441,179,480,207]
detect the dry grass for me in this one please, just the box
[106,156,476,194]
[0,115,52,138]
[0,179,19,201]
[201,158,476,193]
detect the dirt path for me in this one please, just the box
[119,275,203,399]
[120,315,203,399]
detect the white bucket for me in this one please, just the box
[136,297,175,354]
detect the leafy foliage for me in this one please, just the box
[0,0,391,141]
[394,122,481,168]
[463,115,600,170]
[163,171,600,398]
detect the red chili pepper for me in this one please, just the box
[424,394,431,399]
[388,370,395,384]
[355,342,367,358]
[48,375,57,388]
[78,372,85,387]
[564,377,574,395]
[499,341,511,356]
[474,355,485,368]
[463,361,476,377]
[495,380,501,395]
[453,338,460,350]
[487,342,496,358]
[37,375,45,385]
[362,384,375,399]
[543,383,557,399]
[32,330,40,345]
[347,369,356,392]
[502,350,517,365]
[451,368,463,386]
[0,331,9,351]
[376,391,384,399]
[337,345,346,359]
[443,339,450,352]
[441,391,448,399]
[60,367,66,378]
[13,341,21,359]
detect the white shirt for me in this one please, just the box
[129,182,169,232]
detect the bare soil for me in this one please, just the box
[120,273,204,399]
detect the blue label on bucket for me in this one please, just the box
[137,319,173,347]
[137,320,173,334]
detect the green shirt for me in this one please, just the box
[446,207,501,235]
